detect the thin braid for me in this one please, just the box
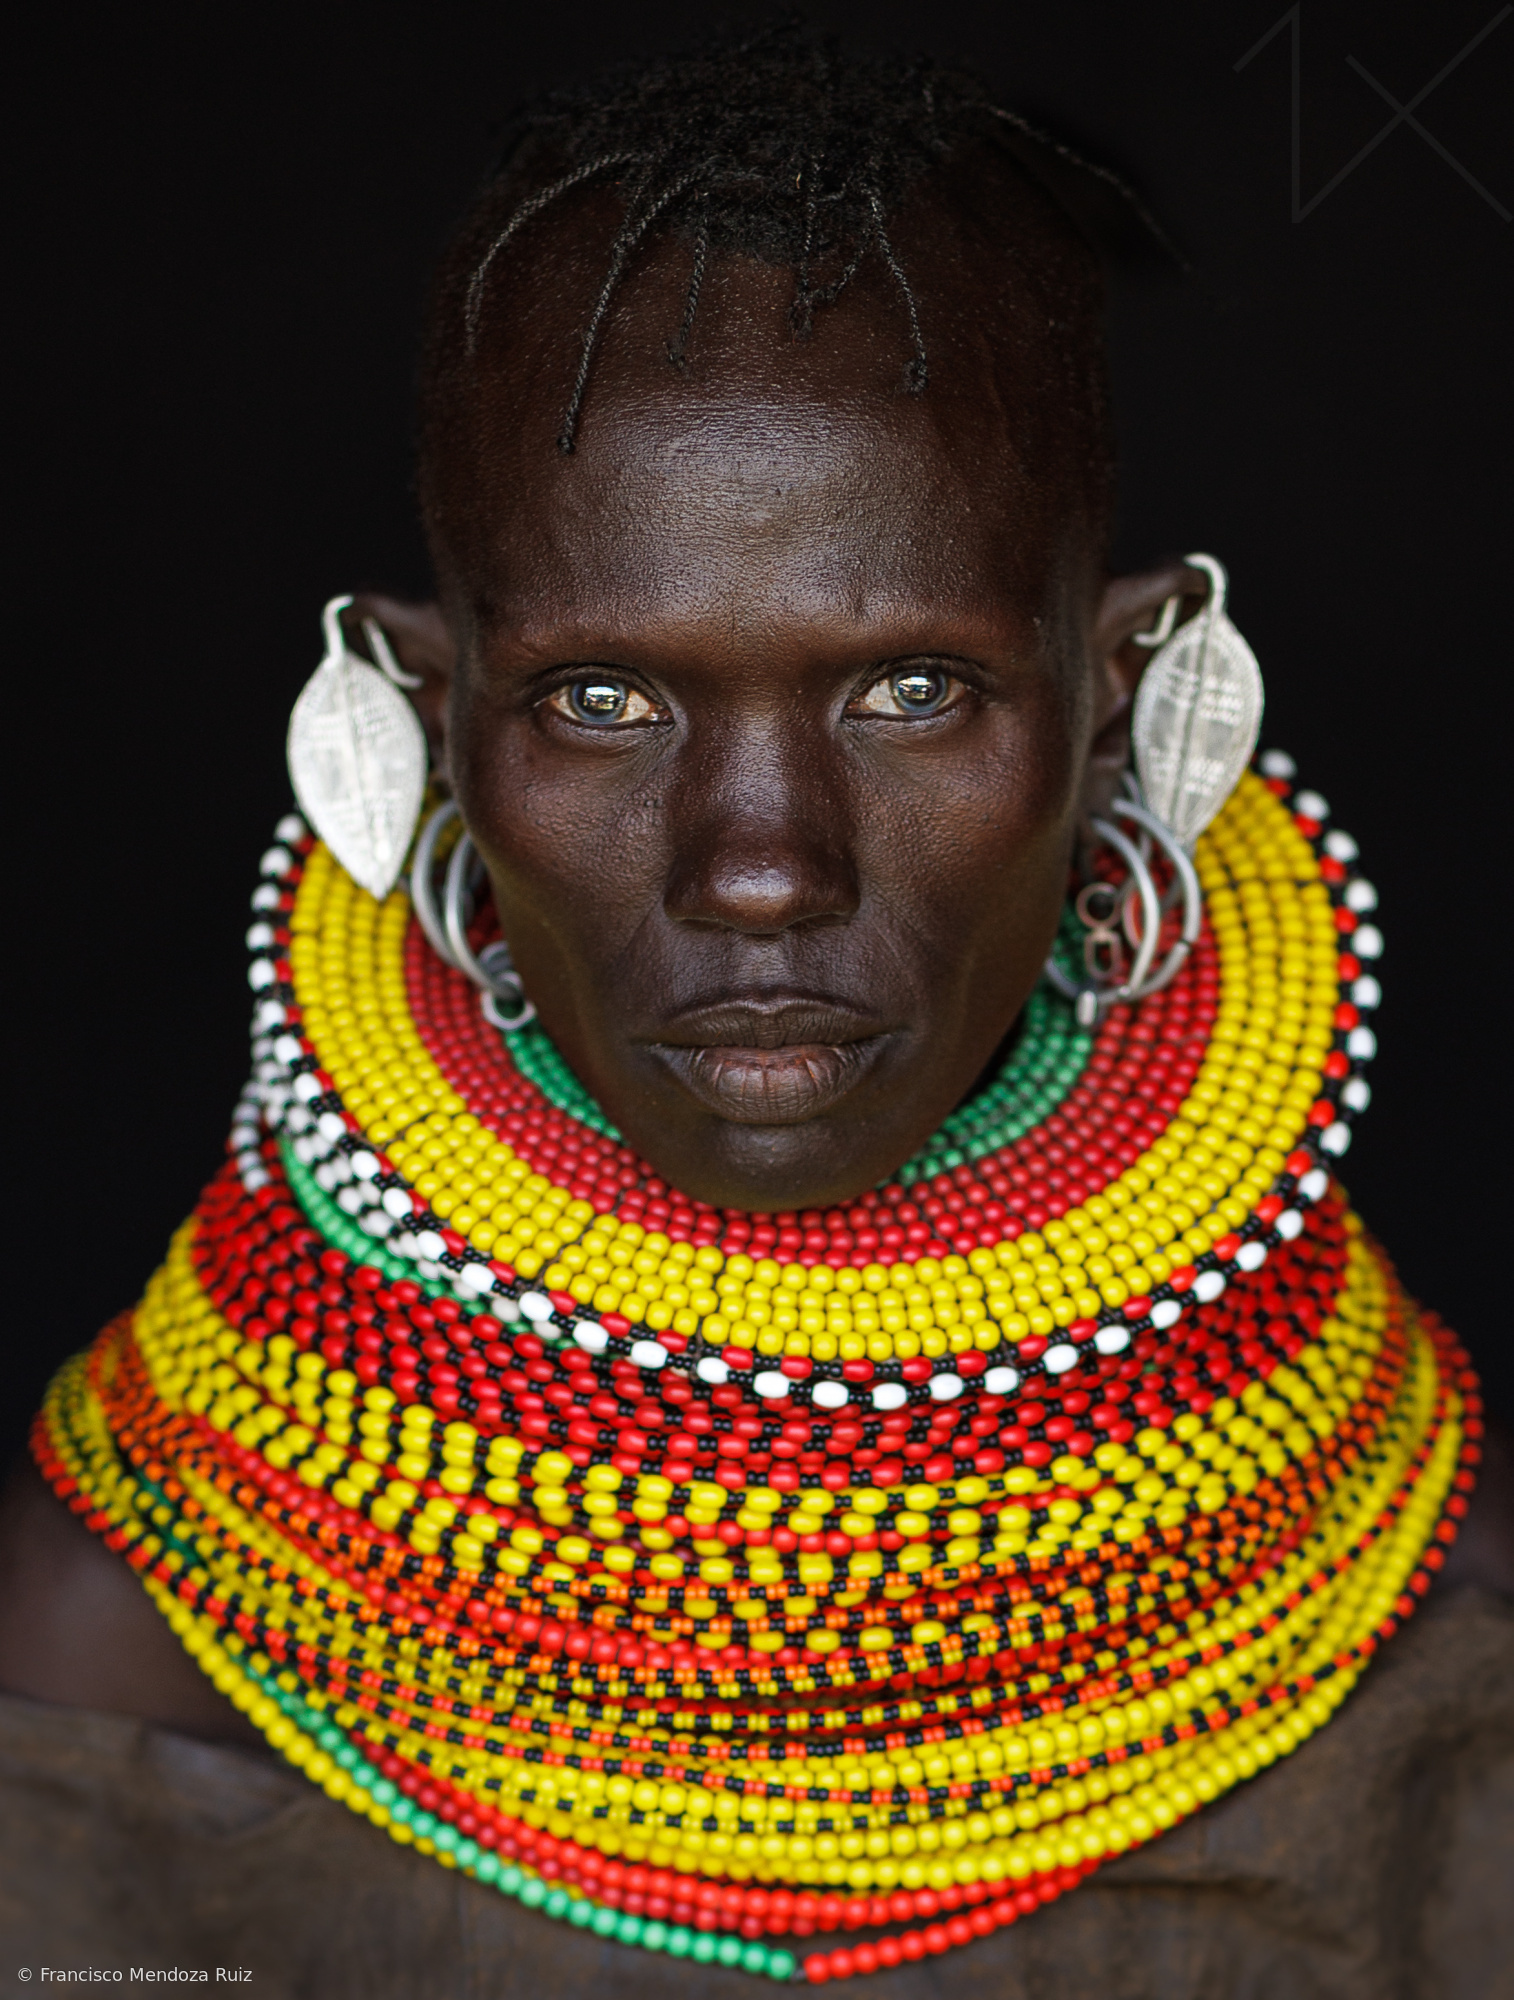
[789,159,819,338]
[557,167,704,453]
[464,152,640,351]
[867,186,928,392]
[981,105,1187,269]
[668,194,711,368]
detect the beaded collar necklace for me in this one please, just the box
[38,760,1480,1984]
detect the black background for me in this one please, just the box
[10,0,1510,1467]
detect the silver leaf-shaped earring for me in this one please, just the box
[286,595,429,900]
[1130,552,1264,851]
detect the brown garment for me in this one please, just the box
[2,1586,1511,2000]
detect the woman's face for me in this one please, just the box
[410,201,1186,1212]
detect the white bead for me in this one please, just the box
[574,1322,610,1354]
[1095,1324,1133,1355]
[1193,1270,1226,1303]
[695,1354,729,1383]
[1344,878,1378,912]
[317,1112,346,1143]
[456,1264,495,1295]
[630,1339,668,1370]
[984,1366,1021,1396]
[1323,829,1358,862]
[247,959,276,990]
[253,1000,286,1031]
[1346,1026,1377,1060]
[813,1379,851,1409]
[382,1186,415,1219]
[1342,1077,1372,1112]
[1351,975,1382,1010]
[245,923,276,950]
[1293,790,1330,821]
[927,1372,964,1400]
[414,1230,446,1260]
[259,846,294,878]
[754,1370,790,1400]
[1043,1343,1077,1373]
[872,1381,909,1411]
[350,1151,380,1180]
[1352,924,1383,960]
[1320,1121,1352,1156]
[1236,1241,1268,1271]
[1275,1209,1304,1240]
[1149,1301,1182,1330]
[519,1292,553,1321]
[1259,749,1296,779]
[273,1035,303,1066]
[250,884,281,911]
[1298,1168,1329,1202]
[275,813,307,843]
[360,1212,392,1240]
[291,1073,320,1103]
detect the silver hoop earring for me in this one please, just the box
[408,800,537,1032]
[1046,552,1262,1022]
[286,596,428,901]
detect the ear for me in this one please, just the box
[343,593,456,778]
[1082,558,1212,819]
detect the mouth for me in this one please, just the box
[646,996,893,1125]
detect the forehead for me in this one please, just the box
[432,187,1093,633]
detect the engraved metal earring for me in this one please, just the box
[410,799,537,1032]
[1045,552,1263,1022]
[286,595,429,901]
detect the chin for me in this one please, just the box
[659,1115,905,1213]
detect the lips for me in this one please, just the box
[646,996,891,1125]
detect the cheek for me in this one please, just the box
[852,698,1082,956]
[449,689,666,924]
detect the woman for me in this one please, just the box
[3,29,1509,1996]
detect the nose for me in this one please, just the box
[662,723,860,936]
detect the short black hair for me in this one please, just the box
[420,21,1149,525]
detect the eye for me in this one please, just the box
[546,677,662,727]
[850,663,963,719]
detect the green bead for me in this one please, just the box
[740,1944,768,1973]
[716,1937,744,1967]
[642,1921,668,1951]
[499,1864,524,1894]
[519,1876,547,1908]
[665,1927,692,1958]
[412,1812,437,1840]
[389,1798,414,1825]
[543,1888,570,1919]
[370,1779,396,1806]
[766,1950,797,1981]
[617,1914,644,1945]
[691,1935,717,1964]
[454,1838,479,1868]
[592,1905,620,1938]
[476,1853,501,1884]
[567,1896,595,1929]
[433,1823,458,1853]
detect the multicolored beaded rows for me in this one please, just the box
[36,756,1481,1983]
